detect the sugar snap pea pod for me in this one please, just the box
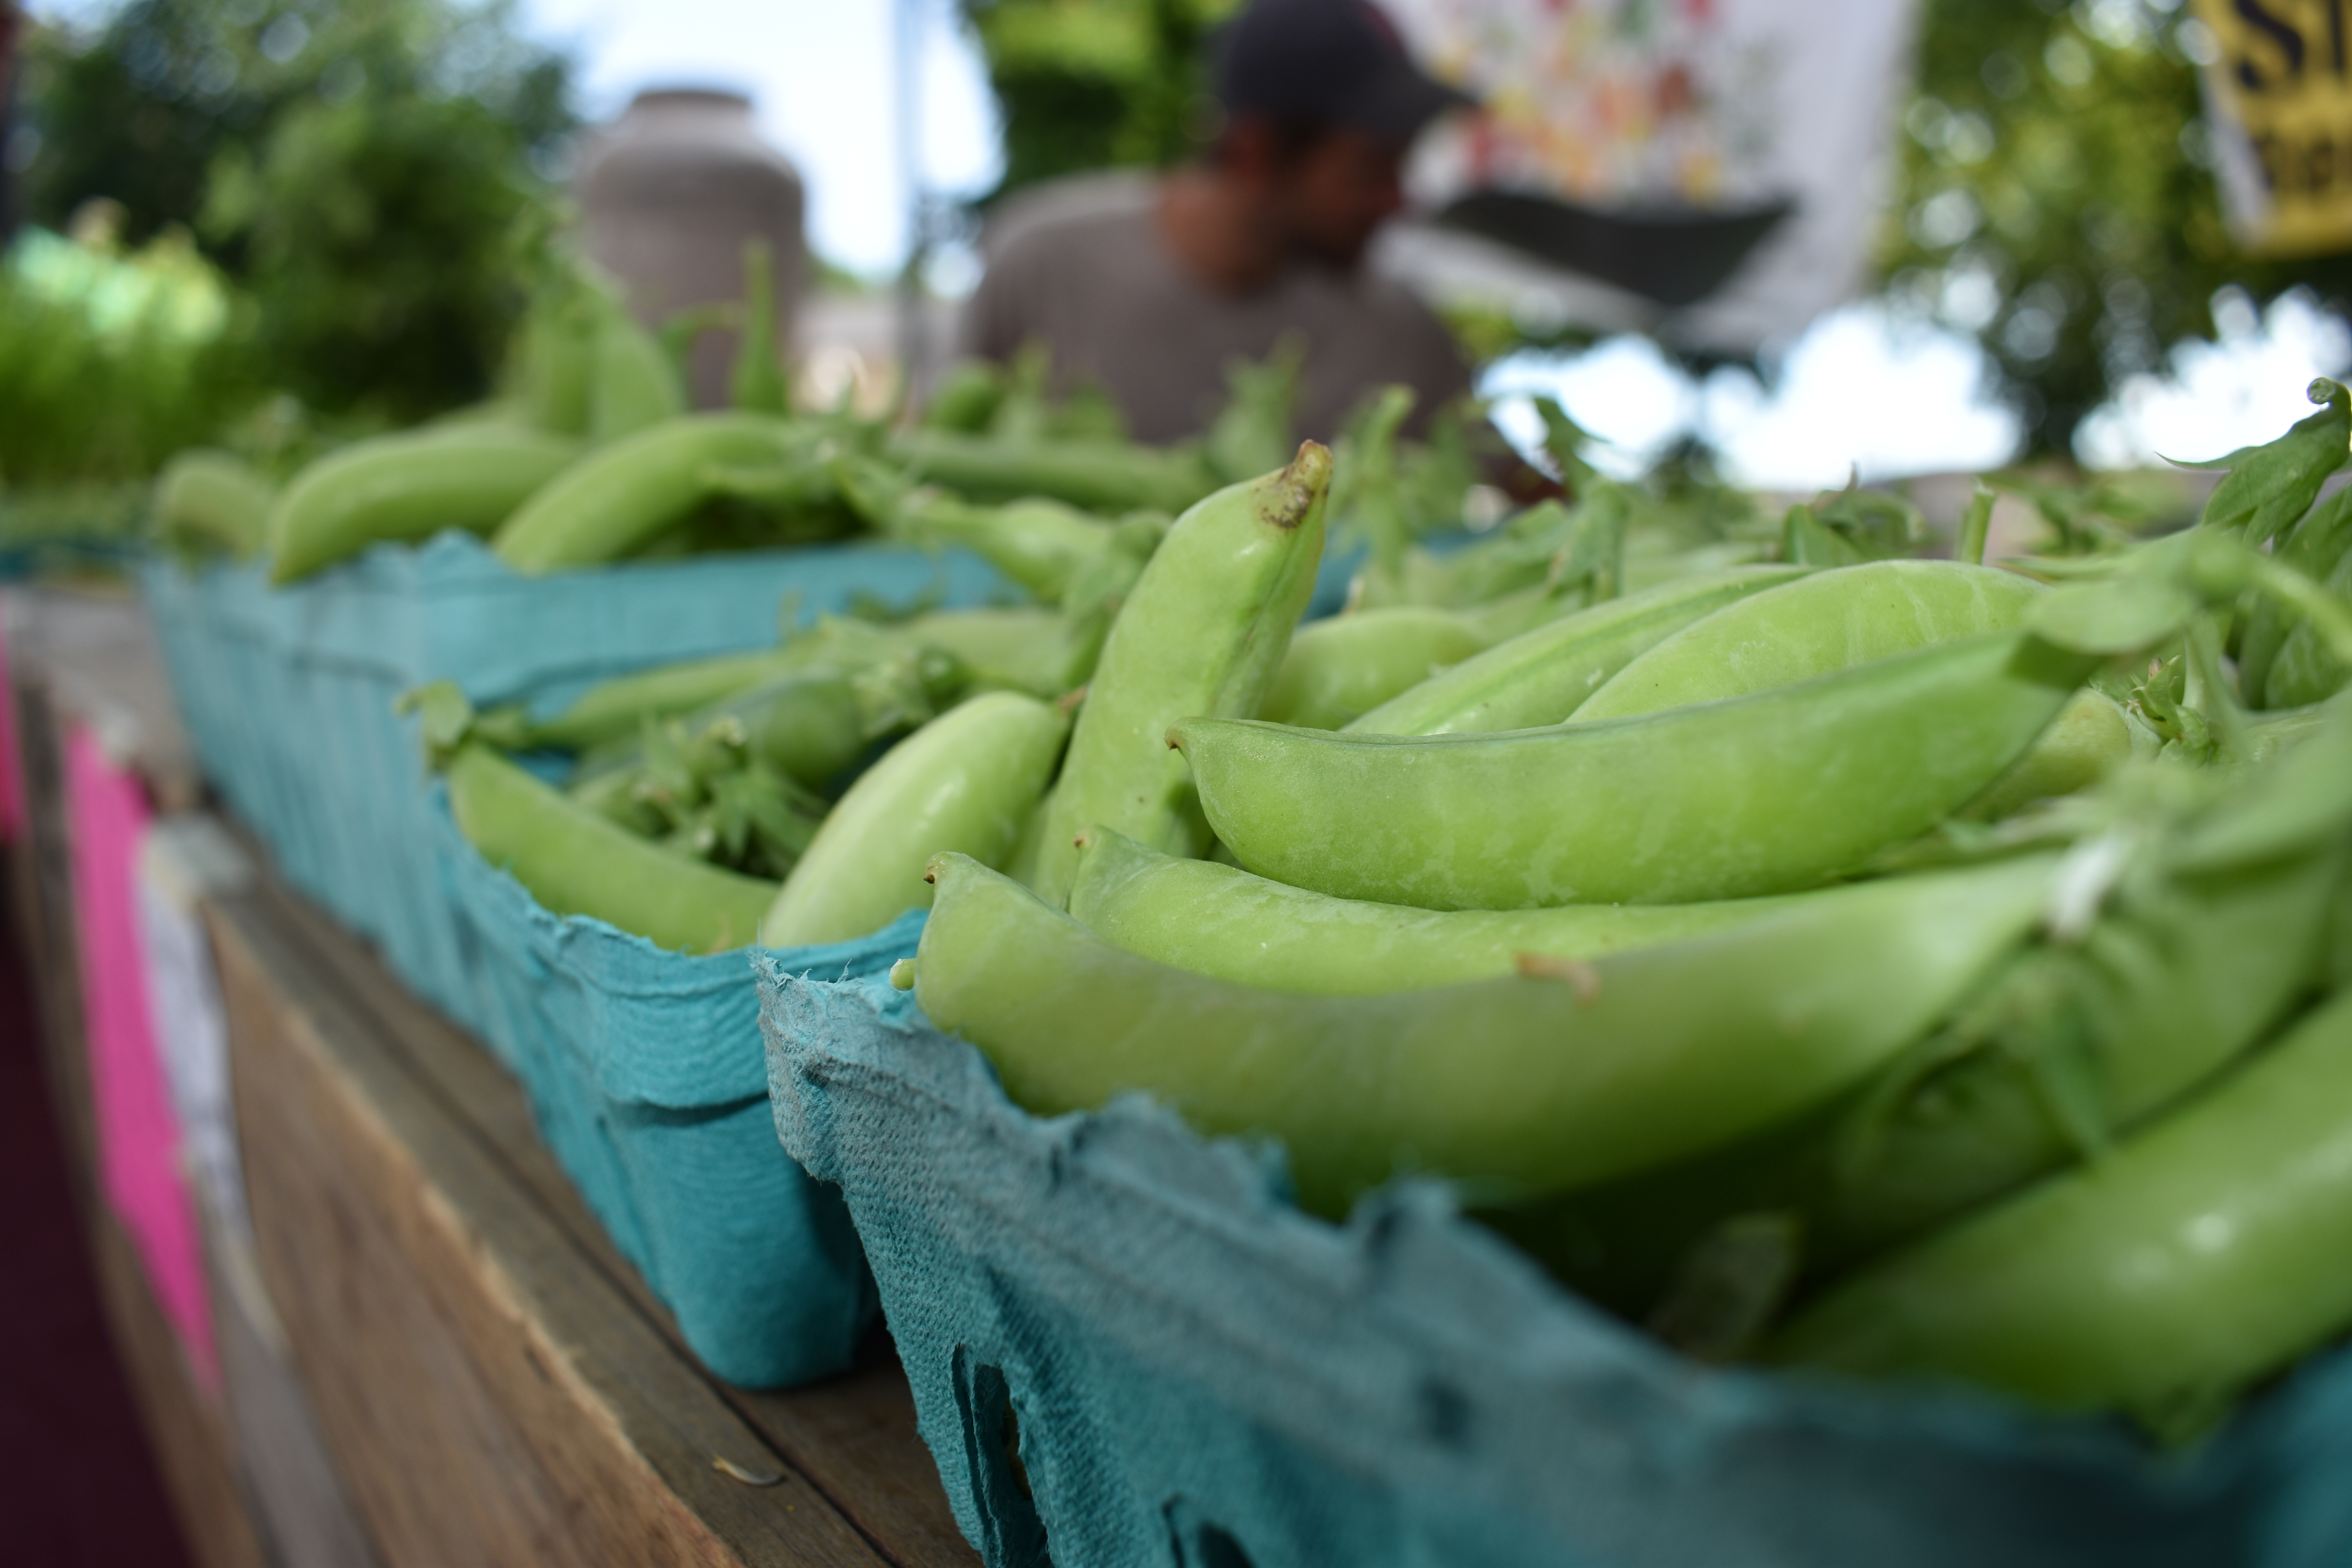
[1501,826,2349,1316]
[1203,338,1301,486]
[1027,443,1332,904]
[1575,560,2043,722]
[888,427,1218,516]
[1349,565,1810,736]
[588,295,686,443]
[893,492,1113,603]
[518,648,802,751]
[1769,988,2352,1430]
[1067,827,1803,993]
[515,277,597,435]
[445,741,775,952]
[1956,688,2132,820]
[1179,630,2096,909]
[490,412,796,573]
[914,849,2056,1214]
[891,607,1067,695]
[153,448,274,558]
[924,360,1005,432]
[1261,607,1489,730]
[268,426,584,584]
[760,692,1069,946]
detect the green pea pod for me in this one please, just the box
[739,673,878,786]
[1348,566,1810,737]
[1203,339,1301,486]
[1261,607,1490,731]
[894,493,1113,604]
[1066,827,1803,993]
[900,608,1073,696]
[1501,828,2347,1317]
[1027,443,1332,904]
[1575,560,2043,722]
[269,427,584,585]
[515,278,597,436]
[731,239,791,415]
[445,741,775,952]
[913,849,2056,1215]
[888,428,1218,516]
[588,296,686,443]
[761,691,1069,946]
[1957,689,2132,820]
[1770,987,2352,1433]
[491,412,797,573]
[1178,631,2094,909]
[924,360,1005,432]
[519,649,803,751]
[153,448,274,559]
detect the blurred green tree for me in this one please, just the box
[960,0,1240,200]
[1885,0,2352,457]
[13,0,572,419]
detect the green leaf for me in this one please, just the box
[2189,378,2351,545]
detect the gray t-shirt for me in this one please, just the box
[954,178,1473,447]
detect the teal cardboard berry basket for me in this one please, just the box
[428,786,918,1388]
[755,963,2352,1568]
[141,530,1002,1039]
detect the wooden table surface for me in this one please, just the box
[209,871,977,1568]
[8,585,978,1568]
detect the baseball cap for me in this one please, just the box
[1214,0,1478,142]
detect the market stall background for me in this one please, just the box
[10,3,2352,1568]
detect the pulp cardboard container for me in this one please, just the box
[430,788,906,1387]
[756,966,2352,1568]
[141,531,1001,1035]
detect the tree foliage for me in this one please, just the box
[960,0,1239,200]
[12,0,572,419]
[1886,0,2352,457]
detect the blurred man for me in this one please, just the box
[954,0,1475,446]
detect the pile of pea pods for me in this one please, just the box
[149,245,1316,584]
[399,360,1488,951]
[878,377,2352,1443]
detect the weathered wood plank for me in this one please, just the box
[252,876,979,1568]
[212,884,897,1568]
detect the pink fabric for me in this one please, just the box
[64,725,217,1393]
[0,600,22,841]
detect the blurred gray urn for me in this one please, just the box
[575,88,807,408]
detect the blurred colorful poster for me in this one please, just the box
[2192,0,2352,255]
[1381,0,1920,348]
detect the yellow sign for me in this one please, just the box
[2196,0,2352,255]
